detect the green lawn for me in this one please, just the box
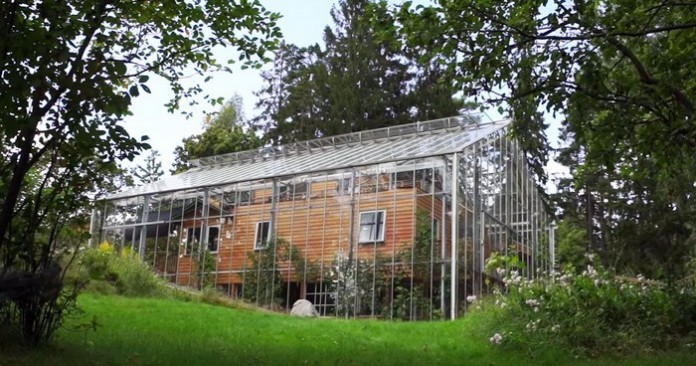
[1,294,694,366]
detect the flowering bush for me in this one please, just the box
[480,255,696,357]
[80,242,165,297]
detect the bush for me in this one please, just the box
[109,254,165,297]
[479,254,696,358]
[80,242,166,298]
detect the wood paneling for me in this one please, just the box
[170,181,460,286]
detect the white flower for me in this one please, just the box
[551,324,561,333]
[489,333,503,345]
[636,274,645,282]
[525,299,539,307]
[466,295,477,303]
[582,265,598,278]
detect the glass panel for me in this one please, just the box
[359,212,383,243]
[208,227,220,252]
[375,211,385,241]
[186,227,201,255]
[255,221,270,249]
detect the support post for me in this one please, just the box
[549,222,556,274]
[88,208,97,248]
[450,152,459,320]
[138,195,150,261]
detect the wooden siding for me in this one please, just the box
[169,179,458,286]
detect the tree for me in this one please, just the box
[172,96,262,173]
[254,0,464,144]
[0,0,280,345]
[132,150,164,184]
[395,0,696,278]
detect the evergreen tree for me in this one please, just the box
[253,0,463,144]
[132,150,164,184]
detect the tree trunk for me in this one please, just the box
[0,128,35,253]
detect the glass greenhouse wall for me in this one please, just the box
[92,116,554,320]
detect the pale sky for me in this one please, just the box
[124,1,337,172]
[123,0,566,189]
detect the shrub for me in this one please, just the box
[79,242,166,298]
[480,254,696,358]
[80,241,115,280]
[109,253,165,297]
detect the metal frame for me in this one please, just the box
[92,116,553,321]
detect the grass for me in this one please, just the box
[1,294,695,366]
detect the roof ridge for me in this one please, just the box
[190,114,481,168]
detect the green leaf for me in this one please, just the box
[129,85,140,97]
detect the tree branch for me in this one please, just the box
[606,37,694,117]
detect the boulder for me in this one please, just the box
[290,299,319,317]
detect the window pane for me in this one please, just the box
[359,211,385,243]
[256,221,270,248]
[375,212,384,241]
[186,227,201,254]
[262,222,270,243]
[360,212,375,224]
[208,227,219,252]
[359,224,373,242]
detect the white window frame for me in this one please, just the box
[358,210,386,244]
[254,221,271,250]
[337,177,352,195]
[185,225,220,255]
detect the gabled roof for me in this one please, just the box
[106,116,511,200]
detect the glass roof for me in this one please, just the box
[106,116,512,200]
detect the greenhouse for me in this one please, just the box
[92,115,554,320]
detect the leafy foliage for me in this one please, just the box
[80,242,166,298]
[172,96,262,173]
[481,258,696,357]
[396,0,696,279]
[242,238,289,309]
[0,0,280,345]
[554,219,589,272]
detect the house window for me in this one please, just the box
[185,225,220,255]
[337,178,351,195]
[207,226,220,253]
[432,218,440,241]
[223,190,253,206]
[254,221,271,249]
[390,171,415,189]
[278,182,309,200]
[359,210,386,243]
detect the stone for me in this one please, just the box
[290,299,319,317]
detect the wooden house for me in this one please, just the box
[95,116,553,320]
